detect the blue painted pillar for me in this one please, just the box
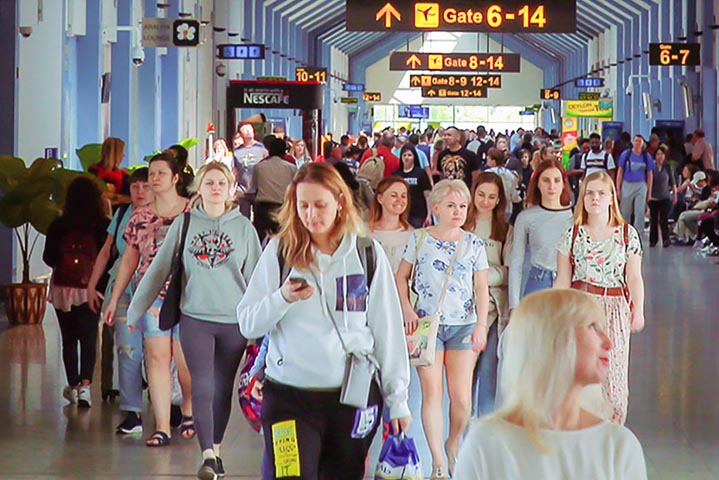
[110,0,132,164]
[615,22,626,124]
[135,0,158,158]
[671,0,685,122]
[685,0,700,132]
[701,0,717,149]
[652,2,669,121]
[75,0,102,156]
[321,42,332,134]
[160,3,179,149]
[638,9,651,135]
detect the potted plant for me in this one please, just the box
[0,156,84,325]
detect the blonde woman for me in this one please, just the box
[368,176,413,273]
[464,172,513,416]
[237,163,411,479]
[128,162,261,479]
[290,138,313,167]
[554,171,644,425]
[454,289,647,479]
[396,179,490,479]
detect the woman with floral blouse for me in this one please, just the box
[554,171,645,425]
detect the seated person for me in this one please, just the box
[675,173,719,245]
[454,289,647,479]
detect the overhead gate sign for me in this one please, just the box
[346,0,577,33]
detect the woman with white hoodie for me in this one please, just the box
[128,162,262,480]
[237,162,412,480]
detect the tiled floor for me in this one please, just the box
[0,244,717,479]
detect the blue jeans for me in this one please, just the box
[113,293,144,413]
[472,321,499,416]
[523,266,556,297]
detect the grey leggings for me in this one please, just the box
[179,315,247,451]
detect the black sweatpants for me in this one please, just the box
[55,303,99,385]
[261,380,382,480]
[179,315,247,451]
[648,198,672,246]
[699,216,719,246]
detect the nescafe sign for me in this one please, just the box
[228,81,324,110]
[243,88,290,106]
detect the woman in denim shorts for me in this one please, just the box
[396,179,490,479]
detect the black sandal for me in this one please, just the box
[180,415,196,439]
[145,430,171,447]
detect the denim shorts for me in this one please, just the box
[523,266,556,298]
[139,297,180,340]
[436,324,475,351]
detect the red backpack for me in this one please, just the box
[53,229,99,288]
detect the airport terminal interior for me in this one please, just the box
[1,0,718,479]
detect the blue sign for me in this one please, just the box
[601,122,624,142]
[519,110,535,116]
[398,105,429,119]
[216,44,265,60]
[575,77,605,88]
[343,83,365,92]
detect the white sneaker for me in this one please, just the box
[77,385,92,409]
[62,386,78,404]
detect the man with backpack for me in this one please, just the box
[617,134,655,236]
[581,132,617,181]
[359,132,400,185]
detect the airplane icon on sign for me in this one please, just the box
[415,3,439,28]
[417,6,434,20]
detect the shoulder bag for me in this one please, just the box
[159,212,191,331]
[406,230,462,367]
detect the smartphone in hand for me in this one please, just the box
[289,277,309,289]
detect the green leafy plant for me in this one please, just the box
[0,156,85,284]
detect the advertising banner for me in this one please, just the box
[564,99,613,118]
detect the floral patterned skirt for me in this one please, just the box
[580,293,632,424]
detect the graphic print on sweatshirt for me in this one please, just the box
[335,274,368,312]
[188,228,235,269]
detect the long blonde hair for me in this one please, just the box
[190,161,235,211]
[276,163,363,270]
[492,289,607,450]
[573,171,625,226]
[99,137,125,169]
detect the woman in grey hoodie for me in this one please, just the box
[128,162,261,480]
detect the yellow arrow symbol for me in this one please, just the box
[410,76,421,86]
[428,89,436,96]
[376,2,401,28]
[406,54,422,69]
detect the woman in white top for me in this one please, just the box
[368,176,413,273]
[454,289,647,479]
[236,163,411,479]
[396,179,490,479]
[464,172,513,416]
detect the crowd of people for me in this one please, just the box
[40,120,715,480]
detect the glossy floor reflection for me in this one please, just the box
[0,245,717,479]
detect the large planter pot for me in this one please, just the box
[4,283,47,326]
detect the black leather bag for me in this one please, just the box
[159,212,191,331]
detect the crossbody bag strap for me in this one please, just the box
[177,212,191,269]
[310,269,350,356]
[410,229,428,288]
[569,224,580,270]
[435,237,463,314]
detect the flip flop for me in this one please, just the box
[180,415,196,440]
[145,430,171,447]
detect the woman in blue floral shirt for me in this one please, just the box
[396,179,490,480]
